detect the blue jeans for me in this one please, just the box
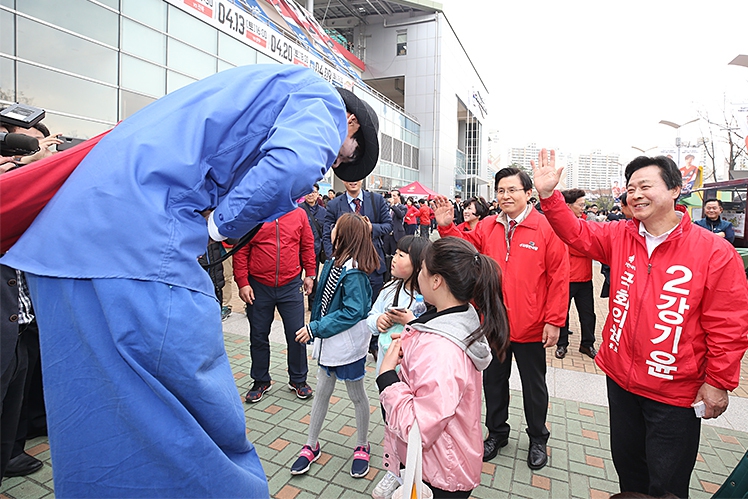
[246,275,308,384]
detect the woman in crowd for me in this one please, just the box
[403,197,420,236]
[456,197,489,232]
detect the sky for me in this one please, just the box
[440,0,748,167]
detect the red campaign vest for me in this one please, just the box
[0,130,110,253]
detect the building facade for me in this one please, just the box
[321,0,491,198]
[0,0,420,192]
[573,150,621,193]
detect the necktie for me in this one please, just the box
[353,198,362,214]
[507,220,517,242]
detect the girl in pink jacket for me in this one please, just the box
[374,238,510,499]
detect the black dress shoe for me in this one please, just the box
[4,452,43,477]
[579,345,597,359]
[527,442,548,470]
[26,427,48,440]
[482,435,508,462]
[554,345,567,359]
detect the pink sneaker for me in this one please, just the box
[290,443,320,475]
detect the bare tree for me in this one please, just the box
[698,107,747,182]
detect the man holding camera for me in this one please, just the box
[0,119,60,483]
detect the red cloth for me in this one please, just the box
[540,190,748,407]
[232,208,316,288]
[1,130,110,253]
[439,209,569,343]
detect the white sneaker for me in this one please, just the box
[372,470,403,499]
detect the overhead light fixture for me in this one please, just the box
[728,54,748,68]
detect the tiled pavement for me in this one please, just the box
[2,266,748,499]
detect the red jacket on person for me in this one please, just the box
[404,205,420,226]
[568,245,593,282]
[455,221,476,232]
[540,190,748,408]
[233,208,316,288]
[439,206,570,343]
[418,205,431,225]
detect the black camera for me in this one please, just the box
[0,103,45,129]
[0,103,46,157]
[0,133,39,157]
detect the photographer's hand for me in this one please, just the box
[19,135,62,164]
[0,157,15,174]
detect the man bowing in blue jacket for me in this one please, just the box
[2,64,379,498]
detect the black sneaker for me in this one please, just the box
[245,382,271,403]
[288,381,313,399]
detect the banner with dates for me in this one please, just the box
[267,0,364,84]
[171,0,357,90]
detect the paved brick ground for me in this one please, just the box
[3,328,747,499]
[2,265,747,498]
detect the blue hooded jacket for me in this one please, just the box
[3,64,347,296]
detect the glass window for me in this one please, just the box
[217,60,234,73]
[121,55,165,98]
[120,89,156,120]
[396,32,407,56]
[122,19,166,65]
[256,51,277,65]
[168,39,216,80]
[167,70,196,94]
[17,18,118,85]
[17,0,118,47]
[18,63,117,123]
[122,0,166,31]
[168,5,217,55]
[1,9,13,56]
[41,113,112,139]
[218,32,257,67]
[0,57,14,102]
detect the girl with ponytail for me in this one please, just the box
[374,237,509,499]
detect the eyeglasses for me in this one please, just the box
[496,187,524,196]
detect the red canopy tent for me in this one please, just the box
[399,181,439,200]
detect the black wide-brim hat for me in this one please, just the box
[334,88,379,182]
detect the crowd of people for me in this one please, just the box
[2,64,748,499]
